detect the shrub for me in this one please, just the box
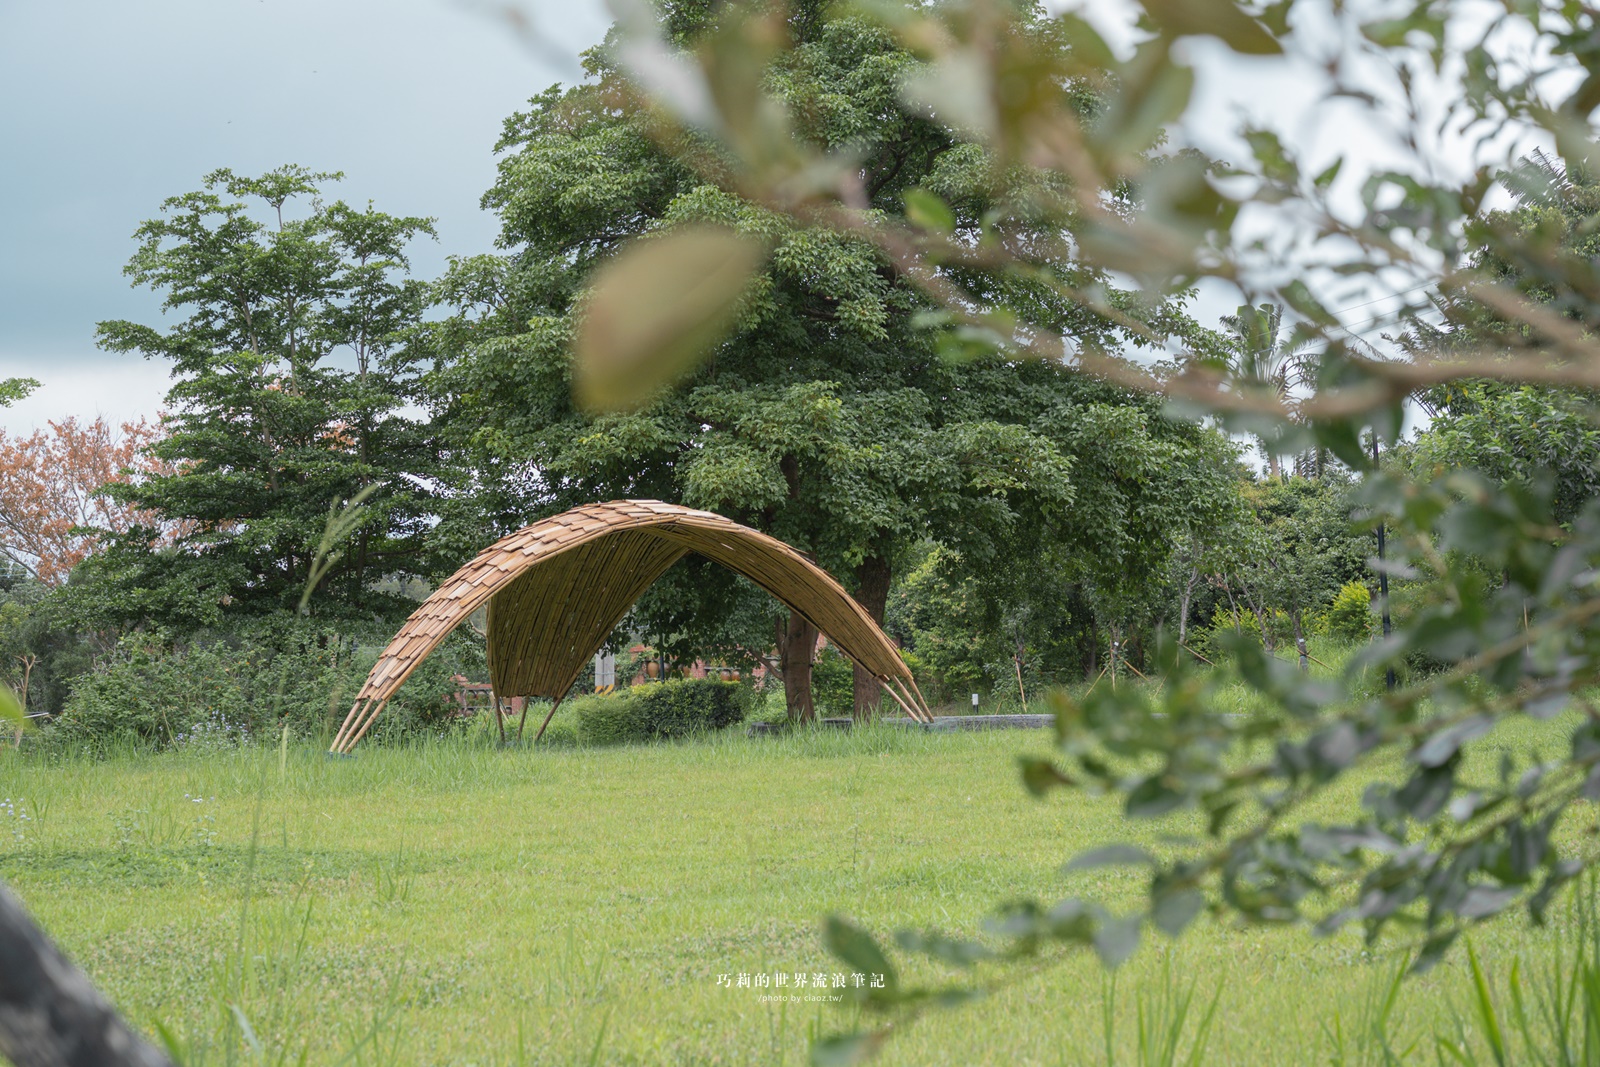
[1191,605,1257,660]
[1192,604,1301,660]
[1323,581,1375,642]
[573,678,751,746]
[811,644,854,716]
[46,622,484,752]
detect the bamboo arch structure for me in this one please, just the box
[330,500,932,752]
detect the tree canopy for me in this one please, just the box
[75,166,439,630]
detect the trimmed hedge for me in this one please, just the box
[573,678,752,746]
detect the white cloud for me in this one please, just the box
[0,358,171,434]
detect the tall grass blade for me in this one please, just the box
[1466,939,1508,1067]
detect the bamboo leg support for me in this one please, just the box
[1084,664,1109,696]
[331,700,361,752]
[877,679,918,721]
[891,677,928,723]
[336,699,376,754]
[904,673,932,721]
[533,697,563,743]
[342,699,389,753]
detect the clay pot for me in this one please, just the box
[645,661,661,680]
[719,667,734,682]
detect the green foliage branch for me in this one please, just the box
[558,0,1600,1060]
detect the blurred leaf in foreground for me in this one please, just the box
[574,225,768,412]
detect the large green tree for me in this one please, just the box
[1402,153,1600,526]
[427,0,1232,719]
[75,166,439,629]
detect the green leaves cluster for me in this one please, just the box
[0,378,37,408]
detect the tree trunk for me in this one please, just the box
[780,610,817,723]
[1013,638,1028,711]
[1178,563,1200,645]
[0,878,176,1067]
[1292,609,1308,673]
[851,554,892,720]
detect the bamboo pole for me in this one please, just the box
[878,679,919,721]
[1083,664,1109,696]
[904,672,932,720]
[331,699,361,751]
[892,677,932,723]
[336,698,381,754]
[341,699,389,753]
[533,696,563,743]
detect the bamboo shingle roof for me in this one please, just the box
[330,500,930,751]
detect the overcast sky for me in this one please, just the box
[0,0,1529,434]
[0,0,608,431]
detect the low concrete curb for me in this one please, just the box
[748,714,1054,737]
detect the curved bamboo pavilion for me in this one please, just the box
[330,500,931,752]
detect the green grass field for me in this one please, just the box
[0,717,1593,1066]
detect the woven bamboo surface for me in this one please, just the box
[331,500,930,751]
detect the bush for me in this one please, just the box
[812,645,854,716]
[46,622,484,753]
[1323,581,1375,642]
[573,678,751,746]
[1192,604,1301,660]
[1191,605,1257,660]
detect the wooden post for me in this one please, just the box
[492,686,506,746]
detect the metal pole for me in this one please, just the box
[1372,433,1395,691]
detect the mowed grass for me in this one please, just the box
[0,717,1593,1066]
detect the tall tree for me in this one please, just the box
[427,1,1225,719]
[81,166,438,629]
[1403,153,1600,526]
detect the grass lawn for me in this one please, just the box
[0,717,1592,1065]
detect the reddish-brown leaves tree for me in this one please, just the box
[0,417,165,585]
